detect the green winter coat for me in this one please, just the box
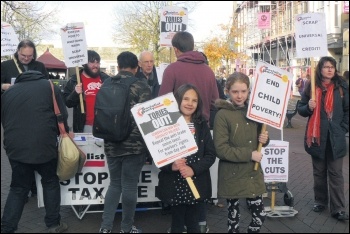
[213,99,268,199]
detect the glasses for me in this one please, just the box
[19,53,33,59]
[322,66,335,70]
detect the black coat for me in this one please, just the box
[1,58,48,94]
[63,71,109,132]
[156,118,216,204]
[135,66,160,99]
[1,71,69,164]
[297,80,349,159]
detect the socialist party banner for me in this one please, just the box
[35,134,162,207]
[160,6,188,47]
[131,93,198,168]
[247,61,293,129]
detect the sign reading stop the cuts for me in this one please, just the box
[261,140,289,182]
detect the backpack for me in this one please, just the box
[93,75,138,142]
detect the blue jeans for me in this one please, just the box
[1,159,61,233]
[101,153,145,231]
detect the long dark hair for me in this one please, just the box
[14,39,37,60]
[304,56,342,94]
[174,84,203,123]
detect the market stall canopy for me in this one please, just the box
[37,48,67,70]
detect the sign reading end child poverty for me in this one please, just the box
[131,93,198,168]
[160,6,188,47]
[60,22,88,67]
[1,22,19,56]
[295,13,327,58]
[247,61,293,129]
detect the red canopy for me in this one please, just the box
[37,48,67,70]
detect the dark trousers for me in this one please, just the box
[312,135,346,215]
[171,204,200,233]
[1,159,61,233]
[227,196,266,233]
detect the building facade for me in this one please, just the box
[232,1,349,95]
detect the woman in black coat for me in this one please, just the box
[297,56,349,221]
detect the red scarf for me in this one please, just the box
[306,83,334,147]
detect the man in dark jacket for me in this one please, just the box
[1,39,48,94]
[158,31,219,123]
[63,50,109,133]
[135,51,160,98]
[1,39,49,199]
[98,51,151,233]
[1,71,69,233]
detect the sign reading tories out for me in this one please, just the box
[247,61,293,129]
[131,93,198,168]
[60,22,88,67]
[294,13,327,58]
[160,6,188,47]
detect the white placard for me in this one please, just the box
[247,61,293,129]
[295,13,328,58]
[131,93,198,168]
[156,63,169,85]
[1,22,19,56]
[60,22,88,67]
[261,140,289,182]
[160,6,188,47]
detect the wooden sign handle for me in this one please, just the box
[254,124,266,171]
[76,66,85,113]
[186,177,200,199]
[310,57,315,100]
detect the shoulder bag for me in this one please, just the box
[50,80,86,181]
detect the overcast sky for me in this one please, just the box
[42,1,234,47]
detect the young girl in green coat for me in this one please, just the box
[213,72,269,233]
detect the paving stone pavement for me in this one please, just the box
[1,97,348,233]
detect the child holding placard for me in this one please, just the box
[156,84,216,233]
[213,72,269,233]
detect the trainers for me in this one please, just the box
[99,228,112,233]
[48,221,68,233]
[332,211,349,221]
[199,224,209,233]
[120,225,142,233]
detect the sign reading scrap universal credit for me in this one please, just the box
[131,93,198,168]
[247,61,293,129]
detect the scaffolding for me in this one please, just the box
[233,1,312,76]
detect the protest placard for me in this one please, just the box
[60,22,88,67]
[261,140,289,182]
[1,22,19,56]
[295,13,327,58]
[131,93,198,168]
[160,6,188,47]
[247,61,293,129]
